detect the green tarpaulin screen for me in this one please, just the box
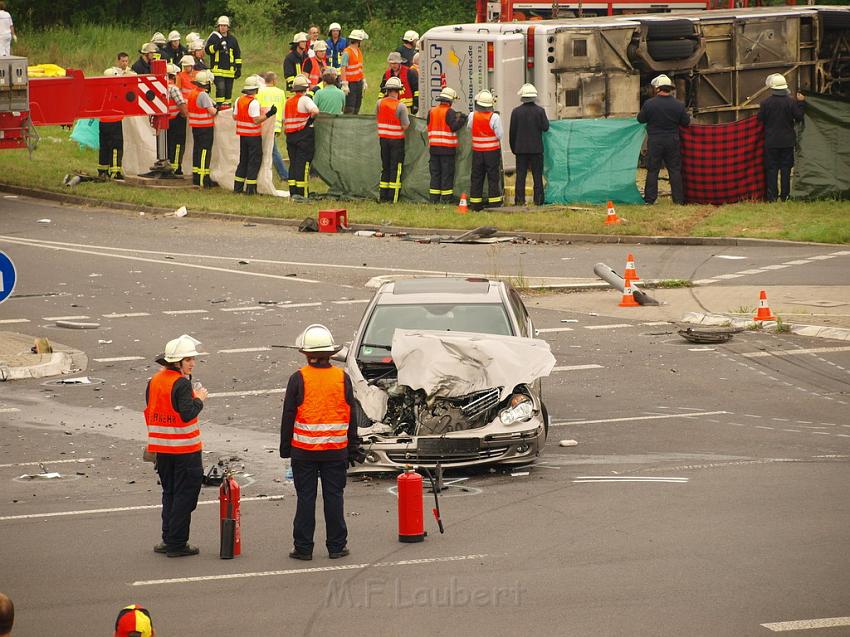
[543,118,645,205]
[792,93,850,201]
[312,113,472,202]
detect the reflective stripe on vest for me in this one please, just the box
[234,94,261,136]
[144,369,202,454]
[377,97,404,139]
[292,365,350,451]
[284,95,310,134]
[168,85,181,119]
[187,88,215,128]
[427,103,457,148]
[343,46,363,82]
[472,111,500,152]
[305,57,325,87]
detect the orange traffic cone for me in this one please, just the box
[457,192,468,215]
[604,200,621,225]
[753,290,777,321]
[624,253,640,281]
[619,278,640,307]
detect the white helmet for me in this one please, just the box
[189,39,205,52]
[163,334,202,362]
[241,75,262,93]
[384,76,404,92]
[217,15,231,27]
[312,40,328,52]
[769,74,788,91]
[151,32,167,45]
[180,54,195,67]
[168,30,181,42]
[140,42,159,55]
[194,69,215,86]
[296,324,341,353]
[475,90,495,107]
[328,22,342,32]
[293,32,308,44]
[387,51,403,64]
[438,87,458,102]
[166,63,181,76]
[103,67,122,77]
[348,29,368,41]
[518,83,538,98]
[402,30,419,43]
[186,31,200,44]
[292,74,310,91]
[651,74,674,89]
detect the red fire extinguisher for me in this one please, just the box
[219,472,241,558]
[397,466,445,543]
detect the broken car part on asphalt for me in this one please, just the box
[593,262,659,306]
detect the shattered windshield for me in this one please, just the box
[358,303,514,360]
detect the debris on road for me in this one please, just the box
[55,320,100,329]
[678,326,742,344]
[559,439,578,447]
[18,472,61,479]
[56,376,93,384]
[36,218,51,223]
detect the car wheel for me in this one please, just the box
[641,19,695,40]
[541,402,550,440]
[648,39,698,61]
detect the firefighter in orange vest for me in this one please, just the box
[427,86,467,203]
[284,74,320,199]
[380,51,418,114]
[340,29,368,114]
[467,89,504,211]
[302,39,328,93]
[376,76,410,203]
[145,334,209,558]
[187,70,218,188]
[166,64,189,175]
[232,75,276,194]
[280,324,365,561]
[98,68,125,180]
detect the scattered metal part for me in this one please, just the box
[677,326,743,344]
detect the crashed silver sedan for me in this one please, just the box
[340,278,555,470]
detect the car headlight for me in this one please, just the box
[499,394,534,425]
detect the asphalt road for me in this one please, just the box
[1,196,849,637]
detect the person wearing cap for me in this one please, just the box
[285,74,320,199]
[302,40,329,92]
[467,90,504,210]
[376,76,410,203]
[280,324,364,561]
[145,335,208,557]
[98,68,126,180]
[758,74,805,202]
[151,31,167,60]
[396,30,419,67]
[312,67,345,114]
[307,25,321,58]
[187,70,218,188]
[326,22,347,69]
[232,75,276,195]
[510,83,549,206]
[637,74,690,205]
[340,29,368,114]
[166,63,190,176]
[427,86,467,203]
[0,592,13,637]
[163,30,187,65]
[114,604,154,637]
[258,71,290,183]
[132,42,158,75]
[189,38,209,72]
[205,15,242,108]
[284,32,309,93]
[381,51,418,114]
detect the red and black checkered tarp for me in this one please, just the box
[679,115,765,204]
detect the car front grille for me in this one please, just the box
[386,446,510,464]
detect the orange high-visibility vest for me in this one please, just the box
[167,82,181,120]
[377,97,404,140]
[427,103,457,148]
[144,369,202,454]
[292,365,350,452]
[383,66,414,107]
[187,88,215,128]
[471,111,500,152]
[176,70,196,94]
[234,94,261,136]
[342,46,363,82]
[284,94,311,134]
[304,56,326,87]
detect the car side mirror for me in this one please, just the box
[332,343,350,362]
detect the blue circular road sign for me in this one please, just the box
[0,250,17,304]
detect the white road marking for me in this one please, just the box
[0,318,29,324]
[276,302,322,309]
[0,457,94,469]
[760,264,790,270]
[583,323,632,330]
[735,269,767,275]
[807,254,837,260]
[552,364,603,372]
[833,250,850,256]
[761,616,850,632]
[219,306,269,312]
[744,414,762,418]
[783,429,801,433]
[783,259,813,265]
[772,418,789,422]
[742,346,850,358]
[0,408,21,414]
[206,388,285,398]
[573,476,688,484]
[812,432,831,436]
[217,347,271,354]
[692,279,718,285]
[641,321,670,326]
[537,327,575,333]
[162,309,209,315]
[0,495,285,522]
[678,407,710,411]
[131,553,489,587]
[102,312,150,318]
[43,315,90,321]
[93,356,146,363]
[332,299,370,305]
[713,273,745,280]
[715,255,748,260]
[551,411,729,426]
[755,426,775,430]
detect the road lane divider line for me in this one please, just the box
[761,616,850,632]
[551,410,729,426]
[102,312,151,319]
[332,299,370,304]
[0,457,94,469]
[43,315,90,321]
[0,318,29,324]
[219,306,269,312]
[742,346,850,358]
[583,324,632,330]
[782,259,813,265]
[207,388,285,398]
[217,347,272,354]
[759,264,790,270]
[131,554,489,587]
[536,327,575,333]
[552,365,603,372]
[163,309,209,315]
[276,302,322,309]
[573,477,688,484]
[0,408,21,414]
[92,356,146,363]
[0,495,285,522]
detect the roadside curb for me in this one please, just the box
[0,331,89,381]
[680,312,850,342]
[0,183,839,248]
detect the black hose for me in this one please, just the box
[421,467,445,534]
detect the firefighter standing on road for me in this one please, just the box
[427,87,467,203]
[509,83,549,206]
[165,63,189,176]
[205,15,242,108]
[284,32,309,92]
[380,51,418,114]
[468,90,504,211]
[376,76,409,203]
[145,334,208,558]
[233,76,276,195]
[340,29,368,114]
[98,68,125,180]
[284,75,320,199]
[187,70,218,188]
[280,324,365,561]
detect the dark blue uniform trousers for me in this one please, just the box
[292,458,348,554]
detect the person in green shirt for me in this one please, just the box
[312,67,346,115]
[257,71,289,181]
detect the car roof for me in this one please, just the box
[377,278,506,304]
